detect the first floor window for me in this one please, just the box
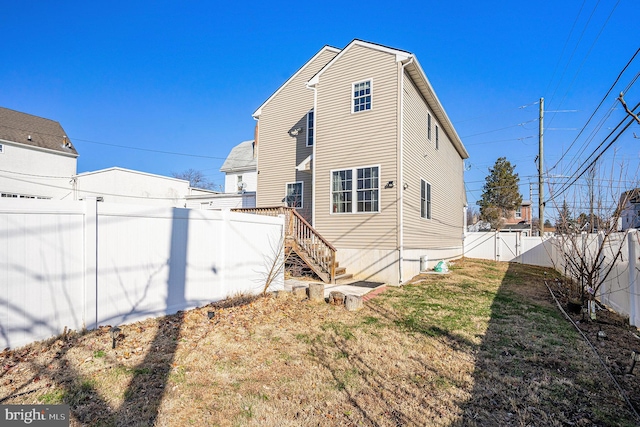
[332,166,379,213]
[353,80,371,112]
[285,182,303,208]
[421,180,431,219]
[0,144,3,153]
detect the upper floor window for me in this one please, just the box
[332,166,379,213]
[515,206,522,219]
[427,114,432,140]
[421,180,432,219]
[435,125,439,150]
[353,80,372,113]
[285,182,303,208]
[307,109,314,146]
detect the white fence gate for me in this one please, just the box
[464,231,640,327]
[0,198,284,349]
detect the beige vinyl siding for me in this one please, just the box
[402,72,465,249]
[313,44,399,250]
[256,49,338,222]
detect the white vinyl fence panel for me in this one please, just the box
[465,230,640,327]
[0,199,284,349]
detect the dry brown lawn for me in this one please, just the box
[1,258,638,426]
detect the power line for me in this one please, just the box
[548,0,620,127]
[0,123,228,160]
[544,0,587,97]
[550,103,640,201]
[549,47,640,173]
[464,135,535,147]
[453,100,539,124]
[546,0,602,111]
[461,119,538,138]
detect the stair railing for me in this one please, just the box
[232,206,336,283]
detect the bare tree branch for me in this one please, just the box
[618,93,640,125]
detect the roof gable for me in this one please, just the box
[220,140,256,172]
[306,39,468,160]
[0,107,78,156]
[307,39,411,86]
[252,46,340,118]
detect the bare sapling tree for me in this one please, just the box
[260,234,288,296]
[549,156,640,320]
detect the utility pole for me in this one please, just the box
[539,97,544,236]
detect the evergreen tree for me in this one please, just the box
[556,200,573,234]
[477,157,522,230]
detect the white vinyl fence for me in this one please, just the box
[464,230,640,327]
[0,198,284,349]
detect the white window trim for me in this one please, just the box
[0,144,4,154]
[515,206,522,219]
[330,164,381,214]
[351,79,373,114]
[285,181,304,209]
[306,109,314,147]
[420,179,432,220]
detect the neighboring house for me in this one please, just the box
[0,107,78,199]
[220,140,257,193]
[252,39,469,284]
[74,167,197,207]
[501,200,533,235]
[619,188,640,231]
[185,140,258,210]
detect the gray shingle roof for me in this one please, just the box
[220,140,255,172]
[0,107,78,156]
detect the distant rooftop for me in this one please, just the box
[220,140,256,172]
[0,107,78,156]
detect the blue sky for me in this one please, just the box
[2,1,639,221]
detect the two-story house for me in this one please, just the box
[252,40,469,285]
[0,107,78,199]
[501,200,533,235]
[220,140,257,193]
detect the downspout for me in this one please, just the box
[311,85,318,226]
[399,57,414,285]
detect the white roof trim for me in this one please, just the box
[253,46,341,119]
[403,57,469,159]
[74,167,189,183]
[308,40,411,87]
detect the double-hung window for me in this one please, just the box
[306,109,314,146]
[427,113,432,140]
[435,125,439,150]
[353,80,371,112]
[421,179,431,219]
[515,206,522,219]
[332,166,379,213]
[0,144,4,153]
[285,182,303,208]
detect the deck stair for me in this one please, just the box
[232,207,348,283]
